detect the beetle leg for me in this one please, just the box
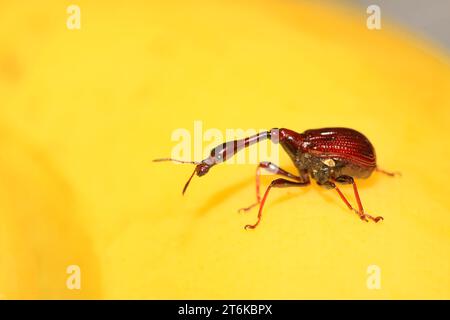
[376,167,401,177]
[334,176,383,223]
[238,162,306,212]
[320,180,369,222]
[244,178,310,230]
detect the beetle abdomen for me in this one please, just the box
[302,127,376,168]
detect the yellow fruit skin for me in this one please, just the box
[0,0,449,299]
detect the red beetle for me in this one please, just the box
[155,127,398,229]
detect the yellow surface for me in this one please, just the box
[0,0,449,299]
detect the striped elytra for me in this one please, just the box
[301,127,376,168]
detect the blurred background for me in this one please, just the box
[352,0,450,50]
[0,0,449,299]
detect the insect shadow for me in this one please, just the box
[194,176,254,217]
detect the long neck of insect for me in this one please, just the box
[183,129,278,194]
[206,130,275,165]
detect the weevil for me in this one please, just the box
[154,127,398,229]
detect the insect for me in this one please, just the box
[154,127,398,229]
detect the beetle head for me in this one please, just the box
[153,157,216,195]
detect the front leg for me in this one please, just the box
[245,178,310,230]
[239,162,308,212]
